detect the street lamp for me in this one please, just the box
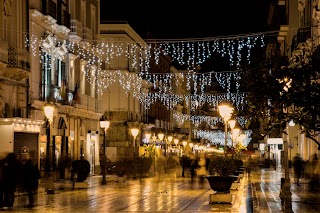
[43,101,55,194]
[167,135,173,155]
[130,128,139,158]
[218,103,234,156]
[100,116,110,185]
[229,119,236,130]
[145,132,151,143]
[189,143,194,154]
[182,141,187,154]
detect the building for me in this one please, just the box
[266,0,320,161]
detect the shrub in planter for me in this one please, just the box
[114,158,130,177]
[206,156,238,193]
[136,157,152,176]
[71,159,90,182]
[207,156,235,176]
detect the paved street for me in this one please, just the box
[251,168,320,213]
[10,173,251,213]
[5,168,320,212]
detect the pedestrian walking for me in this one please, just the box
[166,153,180,181]
[180,155,190,177]
[2,153,17,209]
[189,154,199,182]
[156,154,166,182]
[21,151,40,208]
[293,153,303,186]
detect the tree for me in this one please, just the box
[241,39,320,148]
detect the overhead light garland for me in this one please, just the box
[193,129,252,147]
[24,31,272,111]
[26,32,267,74]
[173,111,248,127]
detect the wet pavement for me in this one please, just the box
[8,173,251,213]
[250,168,320,213]
[3,168,320,212]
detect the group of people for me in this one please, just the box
[0,151,40,209]
[155,153,210,182]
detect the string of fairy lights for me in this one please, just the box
[173,112,248,127]
[193,129,253,147]
[23,30,281,146]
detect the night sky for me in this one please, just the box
[100,1,271,40]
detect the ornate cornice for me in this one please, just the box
[58,105,102,120]
[31,100,102,120]
[30,9,70,38]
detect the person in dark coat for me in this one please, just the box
[180,155,190,177]
[293,153,303,186]
[2,153,17,208]
[22,152,40,208]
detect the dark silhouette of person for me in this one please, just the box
[180,155,190,177]
[22,152,40,208]
[293,153,303,186]
[2,153,17,208]
[189,155,199,182]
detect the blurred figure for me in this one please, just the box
[310,154,320,191]
[196,153,207,186]
[2,153,17,209]
[293,153,303,186]
[189,154,199,182]
[21,151,40,208]
[156,154,166,182]
[180,155,190,177]
[166,153,180,181]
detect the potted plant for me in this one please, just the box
[70,159,90,189]
[205,156,238,193]
[113,158,131,182]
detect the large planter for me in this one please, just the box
[205,175,238,193]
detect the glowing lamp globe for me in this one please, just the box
[131,128,139,138]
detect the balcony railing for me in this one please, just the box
[291,27,311,51]
[70,19,83,38]
[8,47,30,71]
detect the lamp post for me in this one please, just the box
[131,128,139,179]
[100,116,110,185]
[182,141,187,154]
[130,128,139,158]
[167,135,173,156]
[189,143,194,154]
[218,103,234,156]
[43,101,55,194]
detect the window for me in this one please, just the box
[41,52,52,100]
[55,59,66,87]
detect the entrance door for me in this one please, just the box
[14,132,39,163]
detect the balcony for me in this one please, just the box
[70,19,83,41]
[128,112,142,122]
[1,47,30,81]
[291,27,311,51]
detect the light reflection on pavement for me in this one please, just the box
[10,174,251,213]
